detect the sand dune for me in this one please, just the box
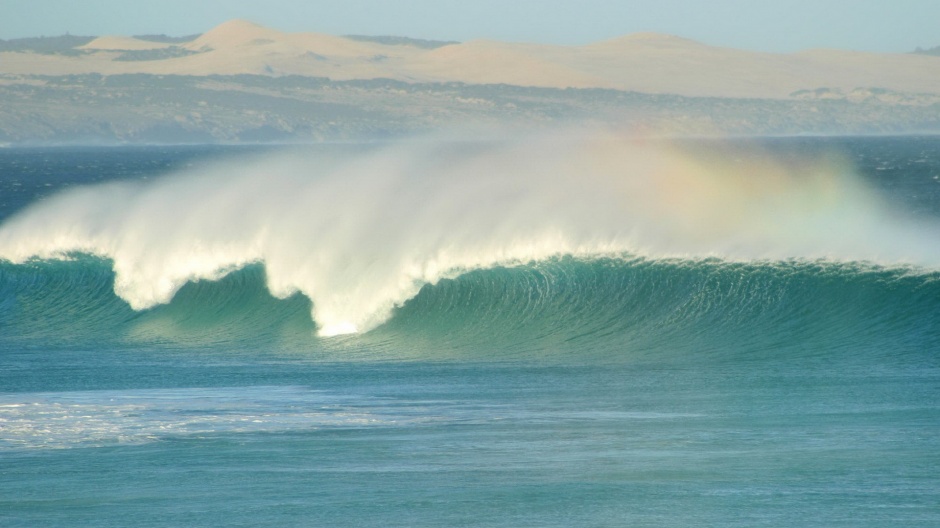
[3,19,939,99]
[185,19,416,61]
[414,40,607,88]
[79,36,174,51]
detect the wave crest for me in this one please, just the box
[1,131,938,335]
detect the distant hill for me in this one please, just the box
[1,20,939,143]
[0,35,94,55]
[2,20,940,100]
[913,45,940,56]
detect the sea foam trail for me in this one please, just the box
[0,131,938,335]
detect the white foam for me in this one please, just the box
[0,385,710,450]
[0,386,430,450]
[1,129,938,334]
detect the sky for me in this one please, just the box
[1,0,938,53]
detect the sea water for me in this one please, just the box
[0,135,938,527]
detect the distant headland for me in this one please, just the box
[1,19,938,143]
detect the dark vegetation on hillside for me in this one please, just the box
[913,45,940,56]
[0,35,94,55]
[2,72,937,144]
[344,35,459,49]
[115,47,202,61]
[0,33,200,55]
[132,34,201,44]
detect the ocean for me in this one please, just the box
[0,135,938,526]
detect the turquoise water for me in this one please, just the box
[1,137,939,526]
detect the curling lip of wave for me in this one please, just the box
[0,132,938,336]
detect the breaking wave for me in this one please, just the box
[1,131,939,350]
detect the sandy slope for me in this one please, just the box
[79,36,174,51]
[3,19,938,99]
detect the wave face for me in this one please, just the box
[2,256,938,361]
[2,132,940,341]
[380,258,940,360]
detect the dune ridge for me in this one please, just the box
[2,19,939,99]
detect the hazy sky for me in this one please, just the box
[2,0,938,53]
